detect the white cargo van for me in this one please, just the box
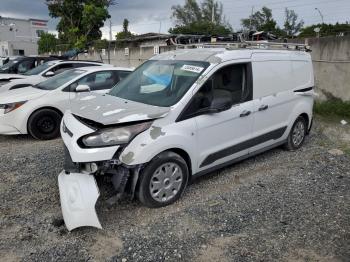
[58,42,315,230]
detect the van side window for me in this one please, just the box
[179,63,252,121]
[213,63,252,104]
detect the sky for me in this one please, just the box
[0,0,349,39]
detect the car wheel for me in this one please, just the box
[285,116,307,151]
[28,109,62,140]
[137,151,189,208]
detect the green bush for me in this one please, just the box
[314,100,350,118]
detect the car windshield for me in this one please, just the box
[108,60,209,107]
[23,62,54,76]
[35,69,85,90]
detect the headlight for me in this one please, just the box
[81,121,153,147]
[0,101,27,114]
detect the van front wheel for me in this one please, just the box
[137,151,189,208]
[285,116,307,151]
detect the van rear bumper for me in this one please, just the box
[307,117,313,134]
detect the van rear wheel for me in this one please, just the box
[137,151,189,208]
[285,116,307,151]
[28,109,62,140]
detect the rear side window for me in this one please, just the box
[73,70,120,91]
[179,63,252,120]
[17,60,35,73]
[52,63,74,75]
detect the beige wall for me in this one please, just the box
[74,36,350,101]
[306,36,350,101]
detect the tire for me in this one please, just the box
[137,151,189,208]
[27,109,62,140]
[284,116,307,151]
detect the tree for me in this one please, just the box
[241,6,278,33]
[38,32,58,54]
[299,22,350,38]
[169,0,232,36]
[115,18,134,39]
[46,0,114,49]
[283,8,304,37]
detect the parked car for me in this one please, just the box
[0,56,22,66]
[0,60,106,93]
[58,45,315,230]
[0,56,58,76]
[0,66,132,140]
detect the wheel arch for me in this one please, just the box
[165,148,192,176]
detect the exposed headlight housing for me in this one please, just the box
[81,121,153,147]
[0,101,27,114]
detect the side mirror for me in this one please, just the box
[209,90,233,113]
[45,71,55,77]
[75,84,91,92]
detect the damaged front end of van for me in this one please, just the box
[58,102,169,231]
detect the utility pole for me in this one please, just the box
[315,8,324,24]
[108,19,112,64]
[211,4,215,23]
[249,6,254,40]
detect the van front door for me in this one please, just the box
[180,63,255,173]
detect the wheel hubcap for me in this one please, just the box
[37,116,55,133]
[149,162,183,203]
[292,121,305,146]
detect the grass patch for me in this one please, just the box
[314,100,350,120]
[344,148,350,156]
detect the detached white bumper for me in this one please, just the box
[58,171,102,231]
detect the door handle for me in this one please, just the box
[240,110,251,117]
[258,104,269,111]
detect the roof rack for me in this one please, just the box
[175,41,312,52]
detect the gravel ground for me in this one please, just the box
[0,118,349,262]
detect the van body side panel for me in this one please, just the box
[249,52,314,154]
[250,54,296,151]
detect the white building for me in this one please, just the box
[0,16,48,57]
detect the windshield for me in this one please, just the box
[23,62,53,75]
[108,60,209,107]
[35,69,85,90]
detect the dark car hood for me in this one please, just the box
[71,93,170,125]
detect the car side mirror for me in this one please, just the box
[45,71,55,77]
[209,90,233,113]
[75,84,91,92]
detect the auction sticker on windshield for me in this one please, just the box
[181,65,204,74]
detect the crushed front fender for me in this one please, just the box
[58,171,102,231]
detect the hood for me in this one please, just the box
[71,93,170,125]
[0,74,28,81]
[0,86,49,104]
[0,75,44,93]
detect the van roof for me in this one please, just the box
[152,48,311,63]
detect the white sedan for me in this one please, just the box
[0,60,106,93]
[0,66,132,140]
